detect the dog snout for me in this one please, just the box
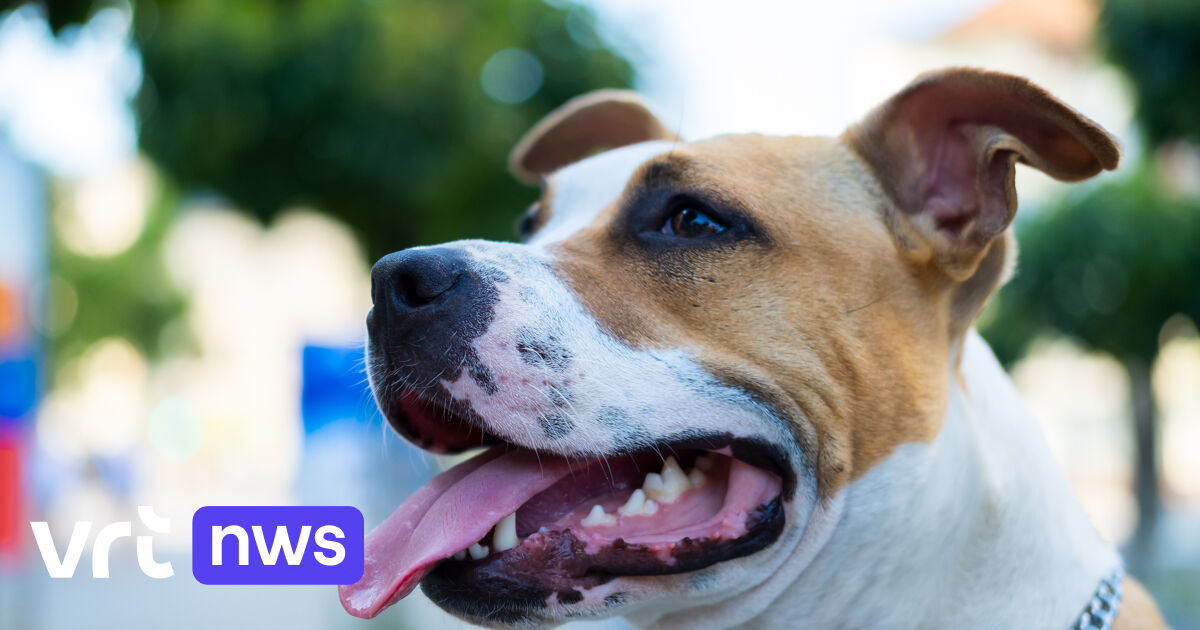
[371,247,466,317]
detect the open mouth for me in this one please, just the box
[339,390,788,621]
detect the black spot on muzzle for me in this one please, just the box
[515,327,572,372]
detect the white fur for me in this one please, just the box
[438,239,795,458]
[531,141,676,245]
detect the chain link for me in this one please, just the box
[1070,567,1124,630]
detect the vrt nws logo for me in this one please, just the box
[29,506,174,579]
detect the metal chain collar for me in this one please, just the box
[1070,567,1124,630]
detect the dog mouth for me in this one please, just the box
[338,390,788,621]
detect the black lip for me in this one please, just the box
[376,387,501,454]
[421,497,784,625]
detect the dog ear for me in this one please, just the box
[847,67,1119,282]
[846,68,1119,337]
[509,90,678,185]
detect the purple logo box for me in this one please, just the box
[192,506,364,585]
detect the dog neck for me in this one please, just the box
[630,331,1120,630]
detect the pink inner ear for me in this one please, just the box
[918,123,981,240]
[914,119,1016,244]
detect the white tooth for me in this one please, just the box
[492,513,518,552]
[694,455,713,471]
[618,489,648,516]
[642,472,667,501]
[581,504,617,527]
[453,550,467,561]
[468,543,489,560]
[643,499,659,515]
[688,468,706,488]
[663,456,688,486]
[643,456,689,504]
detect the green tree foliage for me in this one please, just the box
[982,171,1200,366]
[48,185,185,373]
[133,0,633,261]
[4,0,633,372]
[1101,0,1200,146]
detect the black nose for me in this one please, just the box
[372,248,464,312]
[366,246,502,416]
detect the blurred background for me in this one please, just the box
[0,0,1196,628]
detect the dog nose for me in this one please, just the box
[372,248,463,312]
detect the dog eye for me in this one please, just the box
[515,203,540,241]
[661,203,726,238]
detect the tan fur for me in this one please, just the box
[1113,577,1170,630]
[551,136,949,498]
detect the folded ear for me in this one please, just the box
[509,90,678,185]
[847,67,1120,283]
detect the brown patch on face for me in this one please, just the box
[551,135,955,498]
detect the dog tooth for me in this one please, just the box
[618,489,649,516]
[468,543,489,560]
[643,456,688,503]
[663,456,688,485]
[453,550,467,561]
[642,472,667,501]
[694,455,713,471]
[492,513,518,552]
[581,504,617,527]
[687,468,706,488]
[643,499,659,515]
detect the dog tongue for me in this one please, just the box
[339,447,573,619]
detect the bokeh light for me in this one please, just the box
[481,48,545,104]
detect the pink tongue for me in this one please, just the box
[338,447,572,619]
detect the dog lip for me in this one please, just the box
[619,432,796,501]
[379,388,501,454]
[385,383,797,502]
[421,494,786,624]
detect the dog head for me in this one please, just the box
[341,68,1118,627]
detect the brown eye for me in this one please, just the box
[661,204,727,238]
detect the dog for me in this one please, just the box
[339,68,1168,629]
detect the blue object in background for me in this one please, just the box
[300,344,375,434]
[0,136,44,430]
[0,352,37,422]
